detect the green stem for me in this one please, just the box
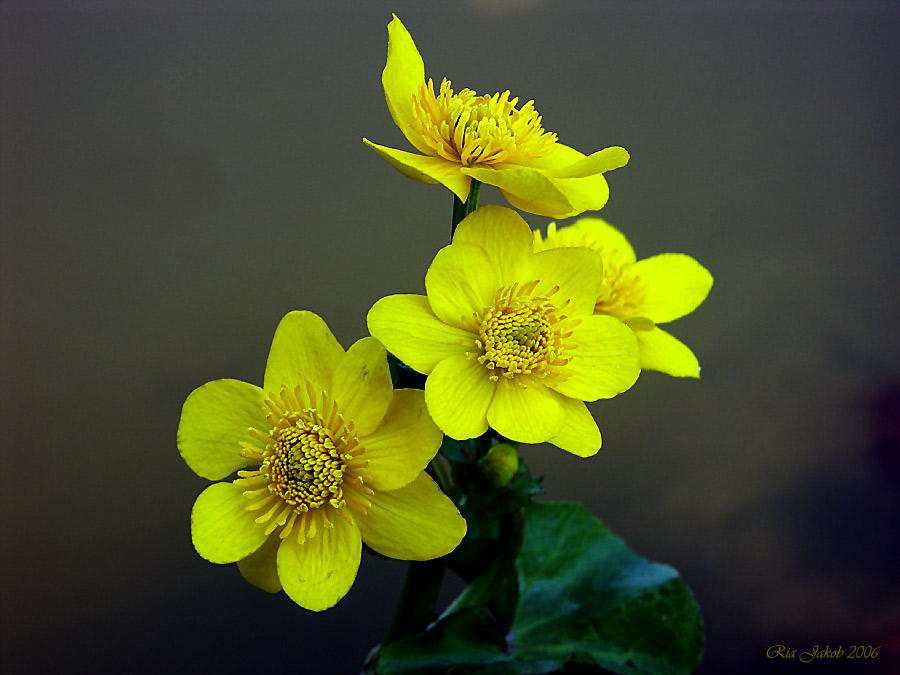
[440,506,524,629]
[451,179,481,238]
[381,183,486,653]
[428,454,452,495]
[382,558,446,645]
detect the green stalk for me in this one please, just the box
[451,179,481,238]
[381,558,446,645]
[428,454,452,494]
[381,182,484,652]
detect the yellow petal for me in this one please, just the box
[331,337,392,437]
[191,482,269,564]
[564,217,636,264]
[516,141,585,171]
[542,146,630,179]
[624,316,655,331]
[356,472,466,560]
[461,164,572,217]
[499,189,573,219]
[177,379,266,480]
[367,294,469,375]
[539,172,612,218]
[360,389,443,492]
[237,532,282,593]
[555,314,640,401]
[381,15,432,155]
[502,174,613,219]
[426,243,498,329]
[496,189,572,219]
[487,381,565,443]
[485,145,629,218]
[263,311,344,395]
[548,398,602,457]
[425,353,494,440]
[629,254,713,323]
[363,139,471,201]
[635,326,701,378]
[276,509,361,611]
[451,205,535,286]
[531,247,603,318]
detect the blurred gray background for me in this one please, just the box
[2,1,899,673]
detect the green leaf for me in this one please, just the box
[374,502,703,675]
[441,507,522,632]
[512,503,704,674]
[439,435,477,465]
[377,608,511,675]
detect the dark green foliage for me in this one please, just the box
[375,503,703,675]
[387,352,427,390]
[441,435,543,541]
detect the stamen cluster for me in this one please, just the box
[234,383,373,544]
[268,420,347,510]
[594,255,646,318]
[463,281,575,386]
[412,78,557,166]
[538,227,647,318]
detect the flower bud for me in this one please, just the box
[478,443,519,489]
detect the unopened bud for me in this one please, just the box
[478,443,519,489]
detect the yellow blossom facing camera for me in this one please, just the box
[363,14,630,219]
[534,218,713,378]
[368,206,640,457]
[177,311,466,611]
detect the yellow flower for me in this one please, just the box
[177,311,466,611]
[363,14,630,219]
[534,218,713,378]
[367,206,640,457]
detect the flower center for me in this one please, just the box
[464,281,576,386]
[594,254,647,319]
[412,78,557,166]
[233,382,373,543]
[268,419,346,510]
[535,227,647,319]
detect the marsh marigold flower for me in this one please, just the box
[177,311,466,611]
[363,14,629,219]
[368,206,640,457]
[534,218,713,378]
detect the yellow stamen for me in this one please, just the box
[245,493,276,511]
[472,281,579,387]
[411,78,557,166]
[345,491,371,515]
[231,381,371,540]
[255,501,281,524]
[594,253,647,318]
[280,512,299,540]
[240,486,270,499]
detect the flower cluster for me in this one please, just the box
[177,14,712,613]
